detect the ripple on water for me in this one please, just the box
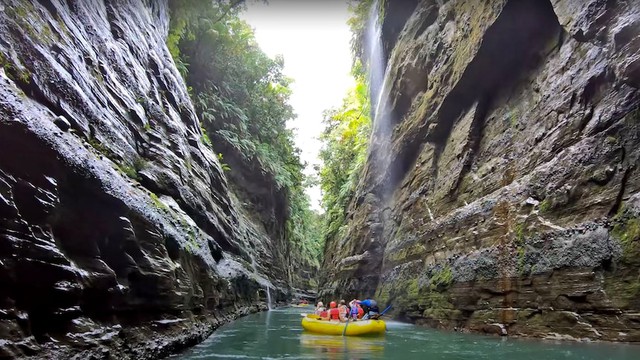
[174,307,640,360]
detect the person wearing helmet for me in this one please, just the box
[356,298,380,319]
[328,301,340,320]
[314,301,326,316]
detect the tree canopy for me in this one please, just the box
[318,2,374,243]
[168,0,323,266]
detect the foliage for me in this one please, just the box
[168,0,322,264]
[538,199,551,213]
[318,63,372,240]
[217,153,231,172]
[346,0,377,68]
[317,2,379,245]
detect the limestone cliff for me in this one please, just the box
[0,0,301,358]
[320,0,640,341]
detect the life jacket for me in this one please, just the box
[329,307,340,320]
[357,306,364,319]
[320,310,328,318]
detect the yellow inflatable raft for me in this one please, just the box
[301,315,386,336]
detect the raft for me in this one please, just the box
[301,315,386,336]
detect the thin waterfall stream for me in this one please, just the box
[266,285,272,310]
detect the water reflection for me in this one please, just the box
[174,307,640,360]
[300,333,385,359]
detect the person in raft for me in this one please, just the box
[338,300,349,321]
[356,298,380,319]
[348,299,364,320]
[327,301,341,321]
[314,301,326,316]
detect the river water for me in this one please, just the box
[173,307,640,360]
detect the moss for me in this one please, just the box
[41,24,54,43]
[0,52,11,73]
[421,292,454,319]
[88,137,112,156]
[92,67,104,84]
[538,199,551,213]
[56,14,71,38]
[118,164,139,180]
[429,265,453,291]
[8,2,54,45]
[611,217,640,260]
[406,279,420,297]
[0,52,30,84]
[118,156,147,181]
[187,228,200,251]
[604,272,640,308]
[17,68,31,83]
[514,223,525,244]
[150,192,169,212]
[508,110,519,128]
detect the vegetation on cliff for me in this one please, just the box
[167,0,322,265]
[318,65,371,239]
[318,2,373,241]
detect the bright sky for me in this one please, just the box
[241,0,354,212]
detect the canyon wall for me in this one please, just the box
[0,0,302,358]
[320,0,640,341]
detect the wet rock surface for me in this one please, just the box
[320,0,640,341]
[0,0,298,358]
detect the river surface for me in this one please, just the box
[173,307,640,360]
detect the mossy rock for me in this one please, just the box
[611,216,640,263]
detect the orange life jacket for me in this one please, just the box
[329,308,340,320]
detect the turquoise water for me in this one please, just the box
[173,307,640,359]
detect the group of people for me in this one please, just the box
[314,298,380,322]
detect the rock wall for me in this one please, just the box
[0,0,299,358]
[320,0,640,341]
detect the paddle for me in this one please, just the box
[342,314,351,336]
[379,305,392,316]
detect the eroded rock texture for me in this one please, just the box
[320,0,640,341]
[0,0,300,358]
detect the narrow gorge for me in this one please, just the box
[1,0,640,358]
[320,0,640,342]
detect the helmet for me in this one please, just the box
[329,301,337,308]
[317,301,324,307]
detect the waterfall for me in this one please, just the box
[366,0,394,194]
[266,285,272,310]
[366,0,386,122]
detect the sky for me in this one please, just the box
[240,0,354,212]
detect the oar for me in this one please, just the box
[342,314,351,336]
[379,305,392,316]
